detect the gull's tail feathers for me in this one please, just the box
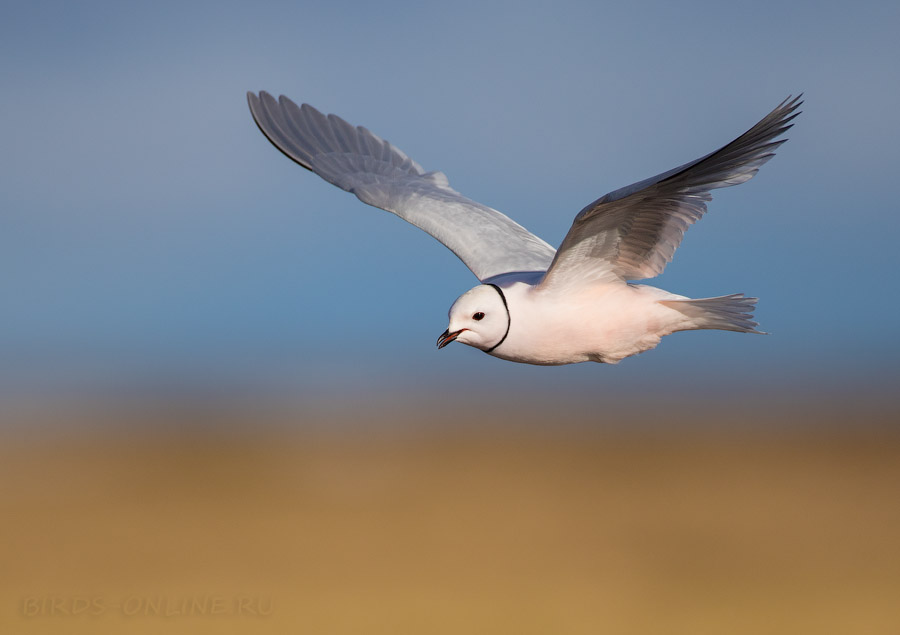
[660,294,765,334]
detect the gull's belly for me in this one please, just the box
[492,284,680,365]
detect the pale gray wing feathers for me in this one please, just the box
[540,95,802,288]
[247,91,556,282]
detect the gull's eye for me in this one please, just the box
[473,312,485,321]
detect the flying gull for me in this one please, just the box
[247,92,800,365]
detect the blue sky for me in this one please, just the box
[2,0,898,403]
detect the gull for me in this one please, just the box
[247,92,800,365]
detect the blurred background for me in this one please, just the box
[1,0,898,633]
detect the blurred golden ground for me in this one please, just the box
[1,402,899,634]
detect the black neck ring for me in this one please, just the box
[484,284,511,353]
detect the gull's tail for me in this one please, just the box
[659,294,765,334]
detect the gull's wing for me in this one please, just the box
[247,92,555,282]
[539,96,802,289]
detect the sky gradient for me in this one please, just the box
[2,0,899,404]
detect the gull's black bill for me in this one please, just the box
[437,329,465,349]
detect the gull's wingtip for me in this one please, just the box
[246,90,262,112]
[278,93,302,110]
[781,93,804,113]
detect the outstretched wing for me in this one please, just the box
[539,96,802,289]
[248,92,556,282]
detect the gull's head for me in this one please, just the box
[437,284,509,352]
